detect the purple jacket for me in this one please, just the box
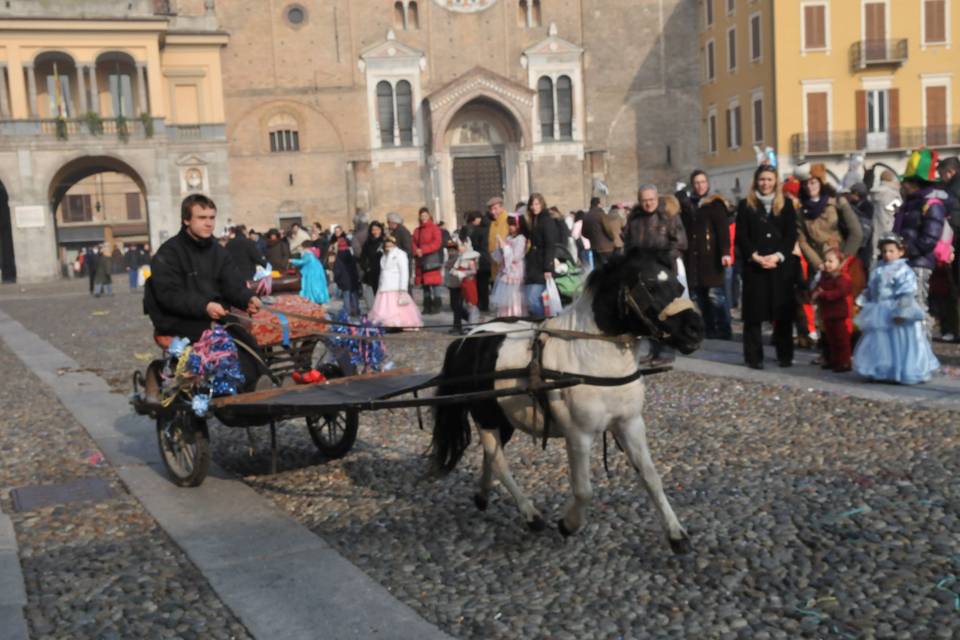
[893,186,947,270]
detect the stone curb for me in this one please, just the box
[0,503,29,640]
[0,309,451,640]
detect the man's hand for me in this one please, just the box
[415,249,423,257]
[721,255,732,267]
[544,272,553,280]
[206,301,228,319]
[247,297,263,315]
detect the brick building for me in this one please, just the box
[217,0,702,231]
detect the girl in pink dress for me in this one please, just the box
[490,214,527,317]
[368,236,423,328]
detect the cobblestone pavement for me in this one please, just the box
[2,282,959,639]
[0,340,252,639]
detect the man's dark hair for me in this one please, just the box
[466,211,483,224]
[180,194,217,222]
[940,156,960,175]
[234,224,247,235]
[689,169,708,185]
[589,196,601,208]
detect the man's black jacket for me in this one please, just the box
[144,227,254,341]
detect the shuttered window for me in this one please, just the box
[926,85,948,145]
[733,105,742,148]
[557,76,573,140]
[538,76,554,140]
[708,112,717,153]
[752,96,763,143]
[396,80,413,146]
[727,27,737,71]
[376,81,395,147]
[806,91,828,152]
[803,4,826,50]
[706,0,714,26]
[726,106,741,149]
[925,0,947,43]
[750,13,762,60]
[64,194,93,223]
[706,40,715,81]
[126,193,142,220]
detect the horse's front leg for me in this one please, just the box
[559,429,594,536]
[613,416,691,554]
[477,428,546,531]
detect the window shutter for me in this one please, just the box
[126,193,142,220]
[804,5,825,49]
[926,86,948,145]
[728,28,736,69]
[726,108,732,148]
[709,114,717,153]
[734,106,742,147]
[888,88,900,148]
[855,90,867,149]
[753,98,763,143]
[751,15,761,60]
[925,1,946,43]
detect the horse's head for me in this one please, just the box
[588,248,704,354]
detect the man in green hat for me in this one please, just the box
[892,149,948,335]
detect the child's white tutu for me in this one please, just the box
[368,291,423,328]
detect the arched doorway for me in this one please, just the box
[48,156,149,276]
[441,98,528,226]
[0,180,15,283]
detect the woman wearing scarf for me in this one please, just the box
[735,165,799,369]
[797,164,864,361]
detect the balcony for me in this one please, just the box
[790,125,960,158]
[0,117,225,144]
[849,39,908,71]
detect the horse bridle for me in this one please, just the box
[619,278,695,342]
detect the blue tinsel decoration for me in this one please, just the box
[328,309,387,373]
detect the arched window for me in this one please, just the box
[532,0,542,27]
[408,2,419,29]
[537,76,554,141]
[396,80,414,146]
[377,81,395,147]
[394,1,406,29]
[268,113,301,152]
[556,75,573,140]
[518,0,528,27]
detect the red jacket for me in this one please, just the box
[413,219,443,286]
[815,271,851,321]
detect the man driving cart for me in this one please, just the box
[143,194,267,397]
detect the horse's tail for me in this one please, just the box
[429,339,475,476]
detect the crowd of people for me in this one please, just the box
[74,243,151,297]
[114,144,960,386]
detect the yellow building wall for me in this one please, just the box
[0,20,227,123]
[773,0,960,158]
[700,0,775,170]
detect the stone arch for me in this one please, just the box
[425,67,534,154]
[47,154,149,212]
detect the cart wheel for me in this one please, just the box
[306,410,359,459]
[157,408,210,487]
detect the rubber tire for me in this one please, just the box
[156,409,211,487]
[306,410,359,459]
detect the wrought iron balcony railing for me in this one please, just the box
[790,125,960,157]
[849,39,908,70]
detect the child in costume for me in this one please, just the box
[812,248,851,372]
[853,233,940,384]
[490,213,527,317]
[289,241,330,304]
[368,236,422,328]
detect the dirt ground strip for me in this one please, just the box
[1,285,959,639]
[0,342,253,640]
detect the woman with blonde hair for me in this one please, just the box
[735,165,798,369]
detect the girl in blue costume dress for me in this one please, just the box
[853,233,939,384]
[290,241,330,305]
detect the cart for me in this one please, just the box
[131,293,363,486]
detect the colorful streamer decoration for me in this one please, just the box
[328,309,387,373]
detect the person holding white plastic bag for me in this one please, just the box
[523,193,560,318]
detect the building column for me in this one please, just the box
[87,65,100,115]
[0,64,9,118]
[25,64,37,118]
[136,63,148,114]
[77,65,89,114]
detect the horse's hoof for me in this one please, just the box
[557,518,575,537]
[527,516,546,532]
[669,533,692,555]
[473,493,488,511]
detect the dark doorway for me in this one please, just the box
[452,156,503,224]
[0,181,15,283]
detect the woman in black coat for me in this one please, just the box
[360,221,385,294]
[523,193,559,318]
[736,165,798,369]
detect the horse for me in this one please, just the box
[429,248,704,554]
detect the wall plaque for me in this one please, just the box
[15,205,46,229]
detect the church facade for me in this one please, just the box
[218,0,701,231]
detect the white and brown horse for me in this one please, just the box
[430,249,704,553]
